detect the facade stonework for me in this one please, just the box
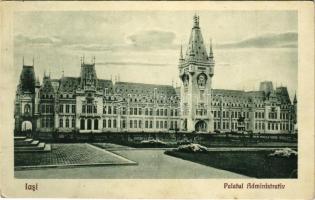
[14,15,297,135]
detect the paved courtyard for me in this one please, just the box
[15,143,136,169]
[15,143,248,178]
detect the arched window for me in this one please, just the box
[122,120,126,128]
[80,119,85,129]
[108,119,111,128]
[113,106,117,114]
[72,118,75,128]
[94,119,98,130]
[66,118,69,128]
[113,119,117,128]
[87,119,92,130]
[60,118,63,128]
[103,119,106,128]
[134,108,137,115]
[164,121,167,129]
[24,104,31,114]
[108,106,112,114]
[130,120,133,128]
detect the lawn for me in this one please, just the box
[165,150,297,178]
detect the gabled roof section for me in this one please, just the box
[275,87,291,104]
[58,77,80,93]
[98,79,113,90]
[40,76,55,94]
[114,81,177,97]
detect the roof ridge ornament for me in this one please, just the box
[193,14,199,28]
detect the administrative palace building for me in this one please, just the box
[14,15,297,138]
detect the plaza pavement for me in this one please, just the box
[15,143,248,178]
[14,143,136,170]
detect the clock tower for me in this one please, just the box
[179,15,215,133]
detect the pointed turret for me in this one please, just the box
[293,93,297,104]
[185,14,208,62]
[209,38,214,59]
[179,44,184,60]
[35,76,40,88]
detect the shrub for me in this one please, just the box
[176,143,208,153]
[268,148,297,158]
[140,139,166,145]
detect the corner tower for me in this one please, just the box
[14,58,38,135]
[179,15,215,133]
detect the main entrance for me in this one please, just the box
[195,120,207,132]
[21,121,32,131]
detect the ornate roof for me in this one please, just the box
[114,81,177,98]
[275,87,291,104]
[98,79,113,91]
[58,77,80,93]
[39,76,55,95]
[19,65,35,94]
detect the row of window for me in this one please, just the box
[78,118,179,130]
[41,117,54,128]
[255,112,265,119]
[59,104,76,113]
[267,122,291,131]
[268,112,277,119]
[196,109,207,116]
[214,121,249,130]
[103,106,179,116]
[213,110,250,119]
[280,112,290,120]
[82,104,97,114]
[41,104,54,114]
[59,118,76,128]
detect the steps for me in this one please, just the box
[14,137,51,153]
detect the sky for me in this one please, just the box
[14,11,298,100]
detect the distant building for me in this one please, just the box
[14,15,297,135]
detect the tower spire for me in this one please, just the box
[209,38,214,59]
[293,93,297,104]
[179,44,184,60]
[22,56,24,66]
[32,56,34,66]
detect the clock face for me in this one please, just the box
[197,73,207,87]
